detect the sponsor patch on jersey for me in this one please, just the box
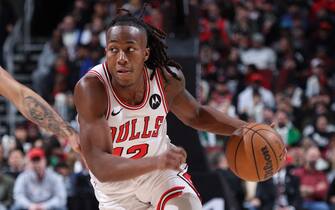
[149,94,161,110]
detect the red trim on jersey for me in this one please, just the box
[102,63,113,117]
[156,186,184,210]
[102,62,111,86]
[155,70,168,114]
[177,166,202,200]
[107,65,150,110]
[86,70,111,119]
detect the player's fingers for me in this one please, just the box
[167,153,185,170]
[179,147,187,163]
[171,147,187,158]
[171,147,187,162]
[167,151,184,164]
[232,127,243,136]
[168,149,186,164]
[270,122,275,128]
[165,157,180,170]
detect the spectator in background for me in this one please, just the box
[310,20,335,56]
[325,134,335,209]
[293,146,330,210]
[240,33,277,72]
[70,0,90,29]
[80,16,106,47]
[93,0,110,21]
[144,8,163,30]
[287,147,305,169]
[59,15,80,60]
[12,148,66,210]
[78,31,105,77]
[303,114,335,152]
[213,153,246,210]
[3,149,25,179]
[0,144,7,171]
[199,2,230,46]
[11,124,29,153]
[52,55,71,97]
[262,106,275,125]
[0,173,14,210]
[70,44,88,85]
[275,110,301,147]
[199,44,221,82]
[326,134,335,182]
[209,81,236,118]
[69,159,98,210]
[32,28,64,98]
[231,3,252,35]
[281,81,304,119]
[54,162,74,210]
[237,73,275,119]
[305,58,328,99]
[249,155,302,210]
[0,0,17,66]
[328,176,335,210]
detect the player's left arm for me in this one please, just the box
[0,66,80,152]
[166,67,246,136]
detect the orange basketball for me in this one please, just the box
[225,123,287,182]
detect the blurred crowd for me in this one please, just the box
[200,0,335,210]
[0,0,335,209]
[0,0,163,209]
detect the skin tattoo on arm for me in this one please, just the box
[23,95,75,138]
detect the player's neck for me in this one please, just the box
[112,74,146,106]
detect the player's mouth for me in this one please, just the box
[116,68,132,74]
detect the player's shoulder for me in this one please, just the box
[159,65,185,89]
[86,63,105,75]
[74,74,108,117]
[161,66,184,80]
[76,63,106,90]
[76,71,101,90]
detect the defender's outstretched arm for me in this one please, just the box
[0,66,80,152]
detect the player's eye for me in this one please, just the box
[128,47,135,52]
[110,48,118,53]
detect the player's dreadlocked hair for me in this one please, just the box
[107,6,182,81]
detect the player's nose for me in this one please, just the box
[117,50,128,65]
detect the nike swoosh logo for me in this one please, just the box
[111,108,123,116]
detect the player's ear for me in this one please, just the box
[144,48,150,61]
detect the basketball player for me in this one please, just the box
[0,66,80,153]
[74,10,247,210]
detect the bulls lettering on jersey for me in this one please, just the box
[87,62,170,159]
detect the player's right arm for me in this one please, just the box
[74,75,186,182]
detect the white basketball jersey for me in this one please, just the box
[86,62,171,159]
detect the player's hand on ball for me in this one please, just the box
[232,122,275,137]
[156,147,187,170]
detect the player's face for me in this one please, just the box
[105,25,149,87]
